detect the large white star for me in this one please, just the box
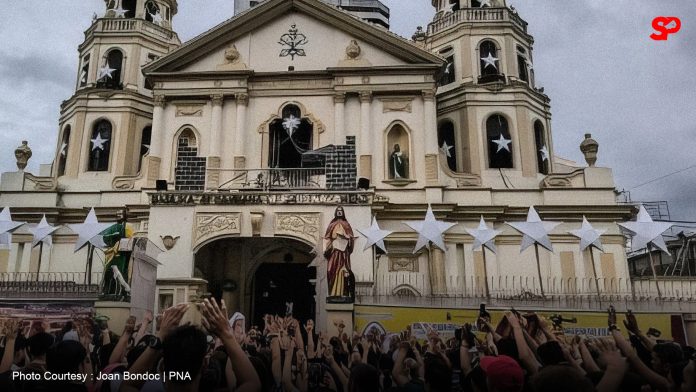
[60,142,68,157]
[506,206,561,253]
[465,216,502,253]
[481,53,499,70]
[68,208,115,252]
[30,215,60,248]
[149,11,163,25]
[444,1,456,14]
[568,216,606,252]
[479,0,492,7]
[0,207,25,237]
[404,205,456,253]
[98,64,116,80]
[113,5,128,18]
[618,205,674,254]
[440,141,454,158]
[492,134,511,153]
[539,145,550,162]
[357,216,393,253]
[91,133,109,151]
[282,115,301,137]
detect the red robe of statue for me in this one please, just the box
[324,216,355,298]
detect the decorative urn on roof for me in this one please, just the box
[14,141,32,171]
[580,133,598,167]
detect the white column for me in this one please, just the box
[234,93,249,161]
[423,89,438,154]
[210,94,224,157]
[359,91,372,155]
[149,94,166,158]
[334,93,346,145]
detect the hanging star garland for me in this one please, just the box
[91,133,109,151]
[98,64,116,80]
[68,208,115,252]
[282,115,301,137]
[568,216,606,252]
[618,205,674,254]
[113,5,128,18]
[0,207,25,237]
[440,141,454,158]
[30,215,60,248]
[466,216,502,253]
[539,145,550,162]
[506,206,561,253]
[481,53,499,70]
[492,134,511,153]
[357,216,392,253]
[404,205,456,253]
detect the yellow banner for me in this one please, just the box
[355,305,675,339]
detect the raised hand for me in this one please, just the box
[200,299,232,340]
[124,315,136,334]
[158,303,188,339]
[305,319,314,333]
[1,318,21,338]
[623,310,639,334]
[607,305,617,327]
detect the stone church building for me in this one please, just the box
[4,0,681,336]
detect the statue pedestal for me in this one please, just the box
[325,302,354,337]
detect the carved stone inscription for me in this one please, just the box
[275,213,321,244]
[194,213,241,245]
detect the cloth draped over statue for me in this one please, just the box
[101,223,132,298]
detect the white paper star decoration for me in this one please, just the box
[405,205,456,253]
[479,0,492,7]
[465,216,502,253]
[98,64,116,80]
[440,141,454,158]
[618,205,674,254]
[492,134,511,153]
[282,115,301,137]
[444,1,456,14]
[91,133,109,151]
[113,5,128,18]
[149,11,163,25]
[357,216,392,253]
[506,207,561,253]
[60,142,68,157]
[68,208,115,252]
[568,216,606,252]
[30,215,60,248]
[0,207,25,238]
[539,145,550,162]
[481,53,499,70]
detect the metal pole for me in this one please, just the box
[482,247,491,300]
[87,243,94,285]
[534,243,545,297]
[647,244,662,298]
[588,247,602,306]
[36,242,43,282]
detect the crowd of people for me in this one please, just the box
[1,300,695,392]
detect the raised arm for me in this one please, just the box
[506,312,540,375]
[109,315,136,365]
[0,319,21,374]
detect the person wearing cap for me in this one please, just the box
[480,355,524,392]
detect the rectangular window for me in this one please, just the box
[79,54,90,87]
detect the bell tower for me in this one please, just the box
[54,0,180,190]
[426,0,553,188]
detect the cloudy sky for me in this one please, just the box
[0,0,694,219]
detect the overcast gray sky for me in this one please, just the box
[0,1,694,220]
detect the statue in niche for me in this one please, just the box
[324,206,355,303]
[389,143,408,179]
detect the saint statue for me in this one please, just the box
[324,206,356,303]
[389,144,408,179]
[101,215,132,300]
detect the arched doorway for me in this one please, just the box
[194,237,316,327]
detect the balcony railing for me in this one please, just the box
[355,274,696,312]
[215,168,327,191]
[0,272,101,300]
[84,18,177,41]
[428,7,528,36]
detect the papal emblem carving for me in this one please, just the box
[275,213,320,243]
[194,213,241,245]
[278,24,308,60]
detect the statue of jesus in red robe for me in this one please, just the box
[324,206,355,302]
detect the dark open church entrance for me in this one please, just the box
[252,261,315,326]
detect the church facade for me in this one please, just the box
[2,0,692,338]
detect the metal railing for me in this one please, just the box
[355,274,696,312]
[428,8,528,36]
[215,168,327,191]
[0,272,102,300]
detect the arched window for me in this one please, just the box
[79,54,90,88]
[269,105,313,168]
[97,50,123,90]
[88,120,112,171]
[438,121,457,171]
[386,124,410,180]
[486,115,513,168]
[144,1,162,24]
[439,48,456,86]
[57,126,70,176]
[175,128,206,191]
[479,40,502,83]
[534,120,549,174]
[517,46,529,83]
[138,125,152,172]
